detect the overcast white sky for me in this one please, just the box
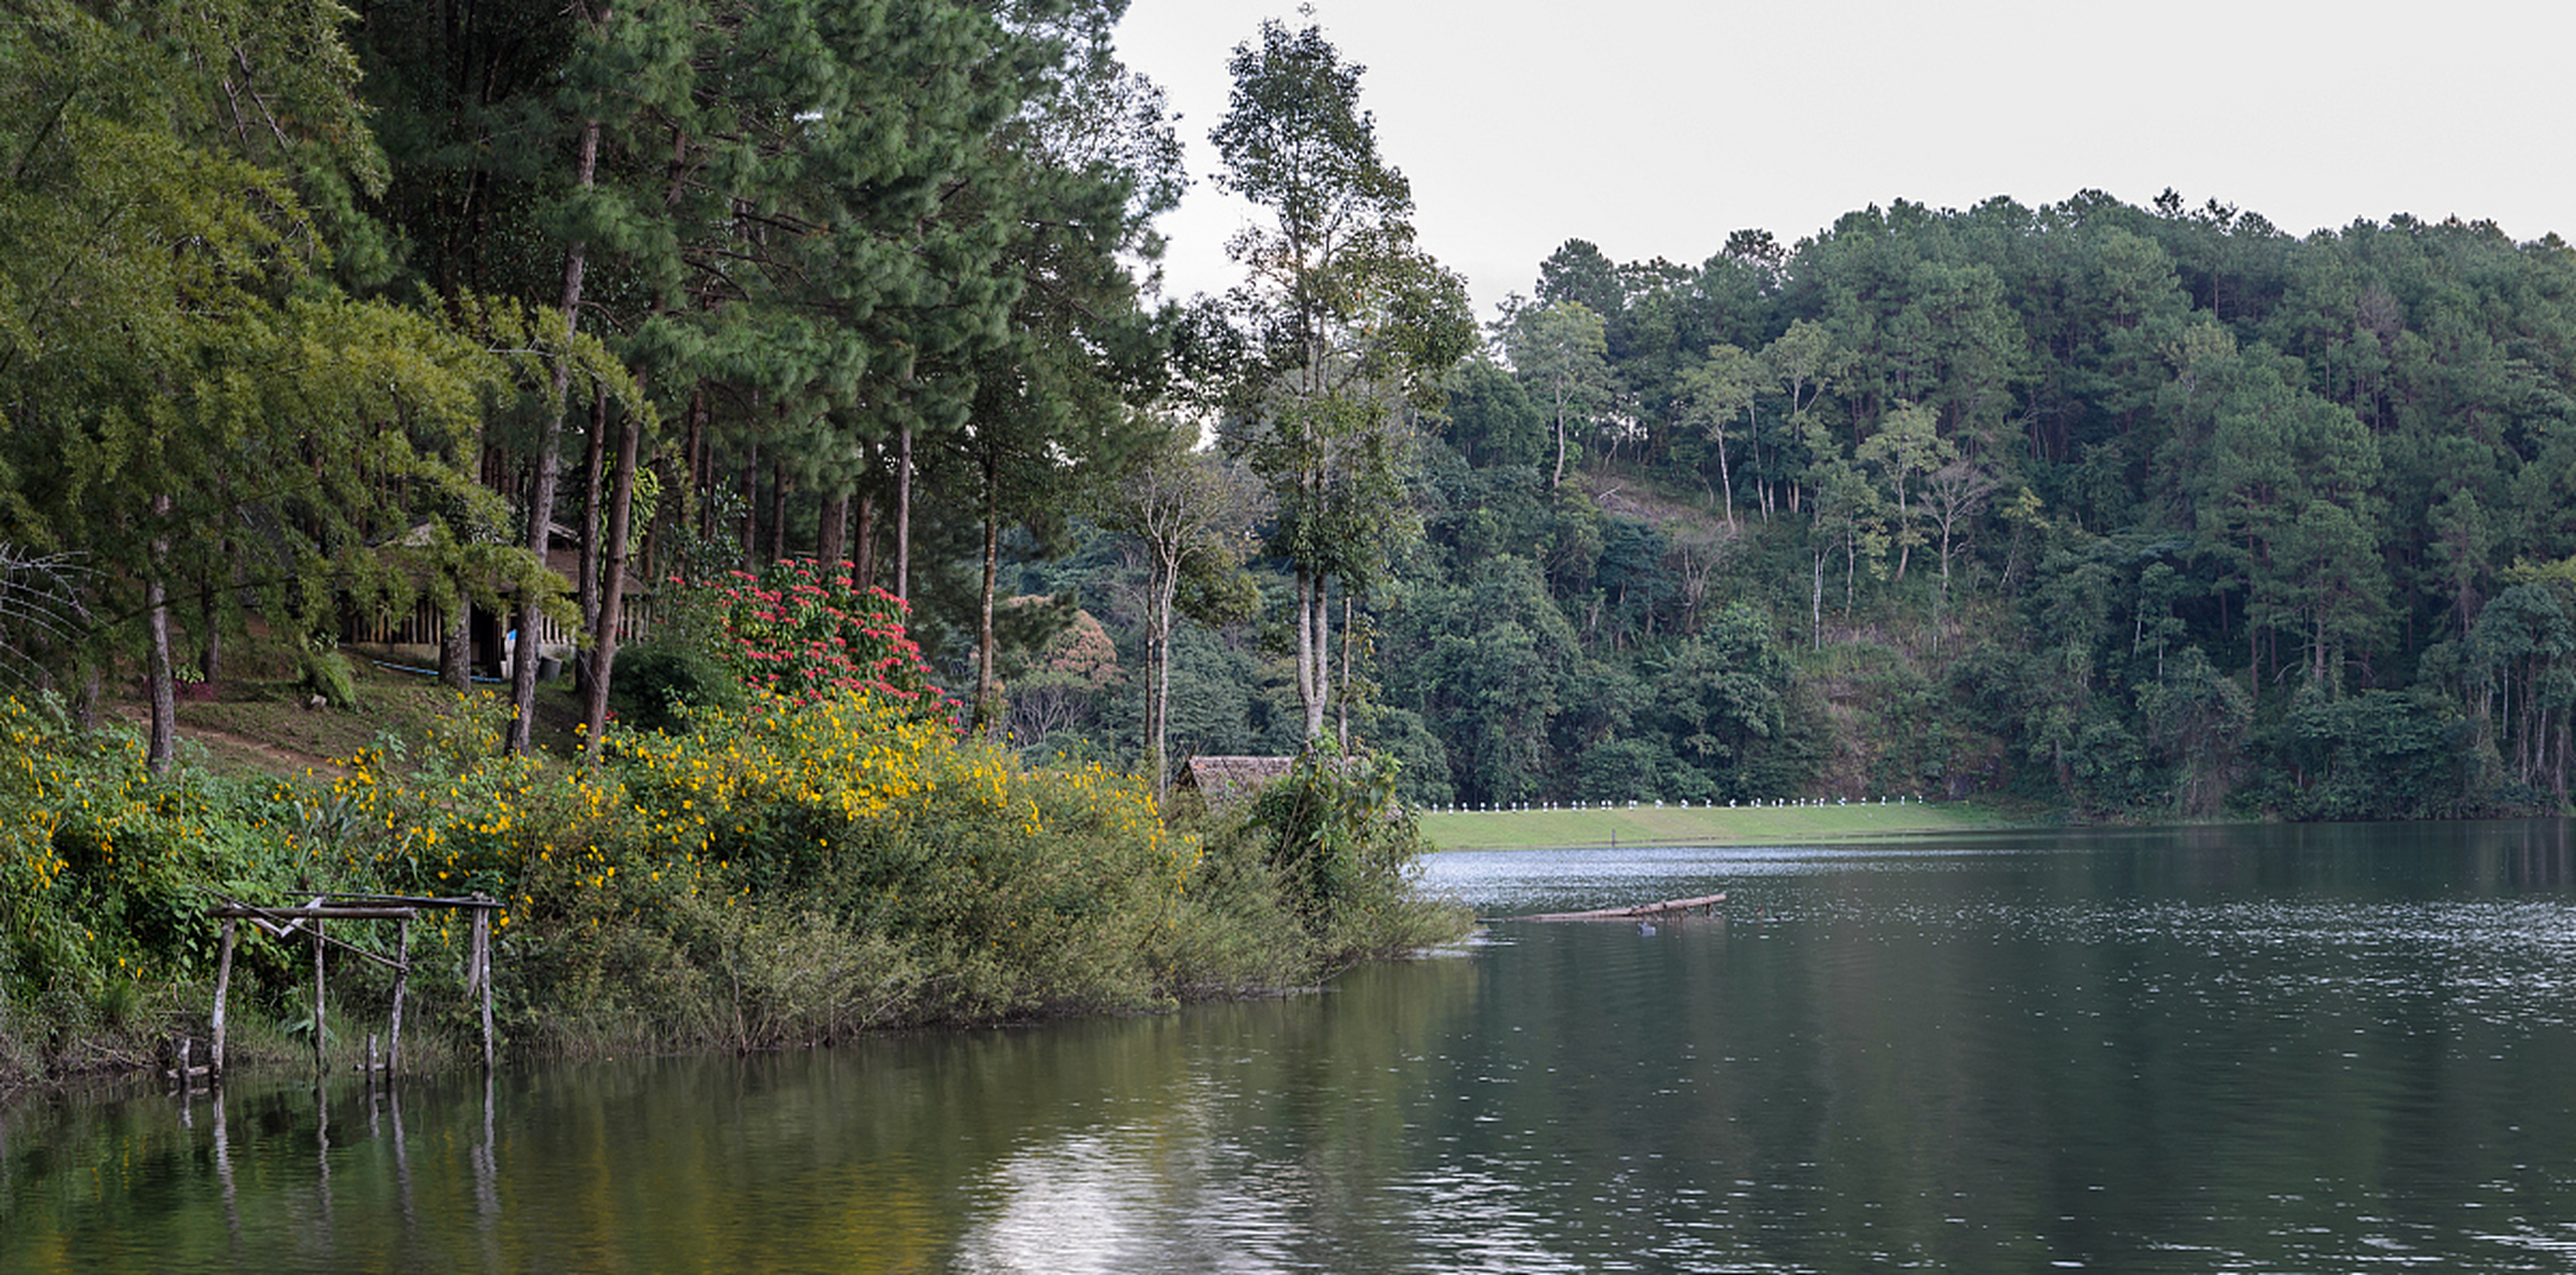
[1111,0,2571,322]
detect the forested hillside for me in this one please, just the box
[1023,195,2576,822]
[3,3,2570,823]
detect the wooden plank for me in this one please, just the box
[209,905,419,921]
[210,900,411,971]
[320,892,504,909]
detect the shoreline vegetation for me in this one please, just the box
[1419,800,2019,852]
[0,653,1470,1102]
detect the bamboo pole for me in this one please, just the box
[389,915,407,1076]
[472,898,494,1071]
[210,917,235,1082]
[312,915,327,1076]
[211,904,425,921]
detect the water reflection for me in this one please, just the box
[4,820,2574,1271]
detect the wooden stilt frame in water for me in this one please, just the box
[201,894,502,1086]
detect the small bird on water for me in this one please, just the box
[1637,920,1657,935]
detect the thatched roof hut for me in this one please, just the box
[1176,755,1296,810]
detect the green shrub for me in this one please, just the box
[608,640,745,733]
[299,648,360,709]
[1229,740,1471,968]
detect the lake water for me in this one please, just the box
[6,820,2575,1272]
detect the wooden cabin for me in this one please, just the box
[342,522,649,678]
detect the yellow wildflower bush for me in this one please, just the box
[830,745,1197,1019]
[597,693,1201,1022]
[0,698,301,1020]
[332,688,1215,1035]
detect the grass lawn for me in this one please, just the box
[125,656,591,779]
[1419,799,2020,852]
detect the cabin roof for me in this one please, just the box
[1177,755,1295,807]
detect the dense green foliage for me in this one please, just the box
[1403,197,2576,819]
[1005,195,2576,824]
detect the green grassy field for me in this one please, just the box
[1418,799,2018,851]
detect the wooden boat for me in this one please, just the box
[1503,892,1725,921]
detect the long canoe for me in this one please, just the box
[1503,892,1725,921]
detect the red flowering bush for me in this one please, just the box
[705,560,958,723]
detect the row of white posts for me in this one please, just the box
[1429,795,1936,815]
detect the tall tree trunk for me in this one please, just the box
[507,108,600,756]
[737,437,759,560]
[855,488,878,590]
[971,451,999,736]
[438,577,470,692]
[574,384,609,695]
[2556,712,2568,799]
[74,664,100,733]
[768,455,788,563]
[1715,415,1736,529]
[1337,592,1354,748]
[1148,547,1178,803]
[1293,566,1317,739]
[582,403,641,758]
[199,584,220,685]
[1551,411,1568,490]
[1314,575,1333,740]
[578,382,607,634]
[146,493,175,776]
[817,491,848,567]
[1294,564,1331,742]
[896,423,912,602]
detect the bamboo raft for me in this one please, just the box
[1504,892,1725,921]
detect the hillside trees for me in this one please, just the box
[1353,191,2576,817]
[1385,556,1579,804]
[1500,299,1612,489]
[1676,344,1762,526]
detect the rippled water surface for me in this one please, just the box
[7,820,2576,1272]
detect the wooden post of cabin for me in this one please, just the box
[388,914,408,1076]
[472,897,493,1071]
[210,917,236,1082]
[312,914,328,1076]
